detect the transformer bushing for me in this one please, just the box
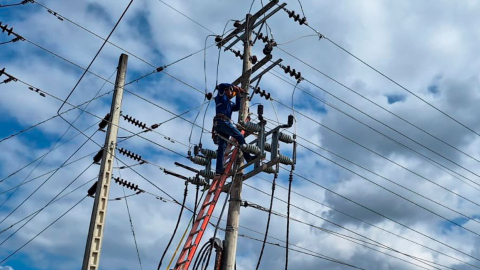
[264,143,272,152]
[199,169,216,179]
[279,132,294,144]
[240,121,262,133]
[278,154,294,165]
[188,176,209,186]
[264,167,276,174]
[189,156,209,166]
[242,144,261,155]
[200,148,217,159]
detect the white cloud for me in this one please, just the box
[2,0,480,270]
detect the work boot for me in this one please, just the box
[213,173,223,180]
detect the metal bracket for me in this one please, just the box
[223,2,287,51]
[217,0,280,48]
[232,55,272,86]
[250,58,283,84]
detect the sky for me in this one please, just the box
[1,0,480,270]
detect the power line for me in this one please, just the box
[242,196,449,270]
[31,0,218,76]
[0,162,94,246]
[0,0,31,8]
[0,89,113,145]
[267,62,480,189]
[0,177,95,235]
[286,168,480,264]
[115,160,143,270]
[258,114,480,229]
[255,168,278,270]
[272,98,480,210]
[0,151,96,196]
[116,69,480,268]
[118,68,480,268]
[157,181,188,270]
[0,129,99,226]
[0,121,100,184]
[254,175,480,269]
[0,121,99,209]
[0,69,115,213]
[276,32,480,168]
[56,0,133,113]
[109,91,480,270]
[254,205,449,270]
[0,195,88,264]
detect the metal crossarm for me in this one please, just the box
[173,134,243,270]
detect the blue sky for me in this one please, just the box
[2,1,480,270]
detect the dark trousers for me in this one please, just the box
[215,119,250,174]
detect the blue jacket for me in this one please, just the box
[215,83,241,119]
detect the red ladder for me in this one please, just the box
[173,138,241,270]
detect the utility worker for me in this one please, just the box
[213,83,255,176]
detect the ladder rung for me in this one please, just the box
[176,259,190,267]
[198,214,209,221]
[190,228,203,236]
[201,200,215,209]
[183,244,195,251]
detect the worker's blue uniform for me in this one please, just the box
[214,83,254,175]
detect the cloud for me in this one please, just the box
[2,0,480,270]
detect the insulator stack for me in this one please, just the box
[229,49,257,64]
[283,8,307,25]
[0,22,14,36]
[123,115,147,130]
[264,167,276,174]
[231,49,244,60]
[200,148,217,159]
[241,144,261,155]
[280,64,302,81]
[28,86,46,97]
[264,143,272,152]
[279,132,294,144]
[278,154,294,165]
[253,87,271,100]
[189,156,209,166]
[199,169,216,179]
[240,121,262,133]
[255,32,277,46]
[113,177,142,192]
[188,176,209,186]
[118,148,143,162]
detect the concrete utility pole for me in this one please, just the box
[82,54,128,270]
[222,14,253,270]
